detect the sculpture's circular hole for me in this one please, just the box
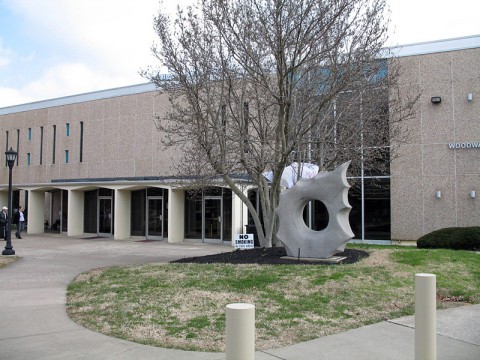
[302,200,329,231]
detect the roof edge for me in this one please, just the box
[1,35,479,115]
[385,34,480,58]
[0,82,157,115]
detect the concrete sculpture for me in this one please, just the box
[275,161,354,259]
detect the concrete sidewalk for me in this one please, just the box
[0,235,479,360]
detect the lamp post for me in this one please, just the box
[2,147,17,256]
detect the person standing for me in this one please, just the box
[14,206,26,239]
[0,206,8,240]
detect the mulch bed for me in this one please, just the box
[171,246,369,265]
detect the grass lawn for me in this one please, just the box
[66,245,479,352]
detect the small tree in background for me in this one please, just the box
[143,0,418,247]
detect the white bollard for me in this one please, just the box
[226,303,255,360]
[415,273,436,360]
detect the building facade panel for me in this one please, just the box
[393,56,420,87]
[390,38,480,241]
[390,175,424,241]
[421,144,456,177]
[104,97,122,119]
[455,149,480,175]
[103,116,122,162]
[0,35,478,245]
[422,175,457,233]
[450,48,480,81]
[456,175,480,227]
[453,84,480,140]
[117,93,140,117]
[421,91,455,144]
[418,51,453,85]
[390,144,423,177]
[132,116,155,159]
[83,118,105,165]
[402,85,423,145]
[88,100,106,120]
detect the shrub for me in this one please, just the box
[417,227,480,250]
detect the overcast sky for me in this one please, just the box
[0,0,479,108]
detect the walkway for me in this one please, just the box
[0,235,478,359]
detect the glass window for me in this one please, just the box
[131,189,146,236]
[185,190,203,238]
[52,125,56,164]
[99,188,112,196]
[28,128,32,140]
[147,188,164,196]
[40,126,43,164]
[65,150,69,163]
[27,153,31,165]
[84,190,98,233]
[348,178,391,241]
[185,188,231,241]
[131,188,169,238]
[66,123,70,137]
[5,130,8,167]
[363,178,391,240]
[16,129,19,166]
[62,190,68,232]
[222,189,232,240]
[79,122,83,162]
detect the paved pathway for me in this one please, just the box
[0,235,479,359]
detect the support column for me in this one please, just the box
[168,189,184,243]
[27,190,46,234]
[114,189,131,240]
[67,190,84,237]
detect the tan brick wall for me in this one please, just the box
[1,44,478,242]
[391,48,480,241]
[0,90,178,185]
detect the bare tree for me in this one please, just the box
[143,0,417,248]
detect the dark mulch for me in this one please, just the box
[171,247,369,265]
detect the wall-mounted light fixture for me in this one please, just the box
[467,93,473,102]
[470,191,476,198]
[431,96,442,104]
[435,191,442,199]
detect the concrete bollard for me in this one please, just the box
[226,303,255,360]
[415,273,436,360]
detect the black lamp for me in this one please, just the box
[3,147,17,255]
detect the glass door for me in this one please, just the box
[61,190,68,233]
[204,197,222,241]
[98,197,112,236]
[147,197,163,240]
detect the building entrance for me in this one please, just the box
[185,188,232,243]
[98,197,112,236]
[147,197,163,240]
[204,197,222,241]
